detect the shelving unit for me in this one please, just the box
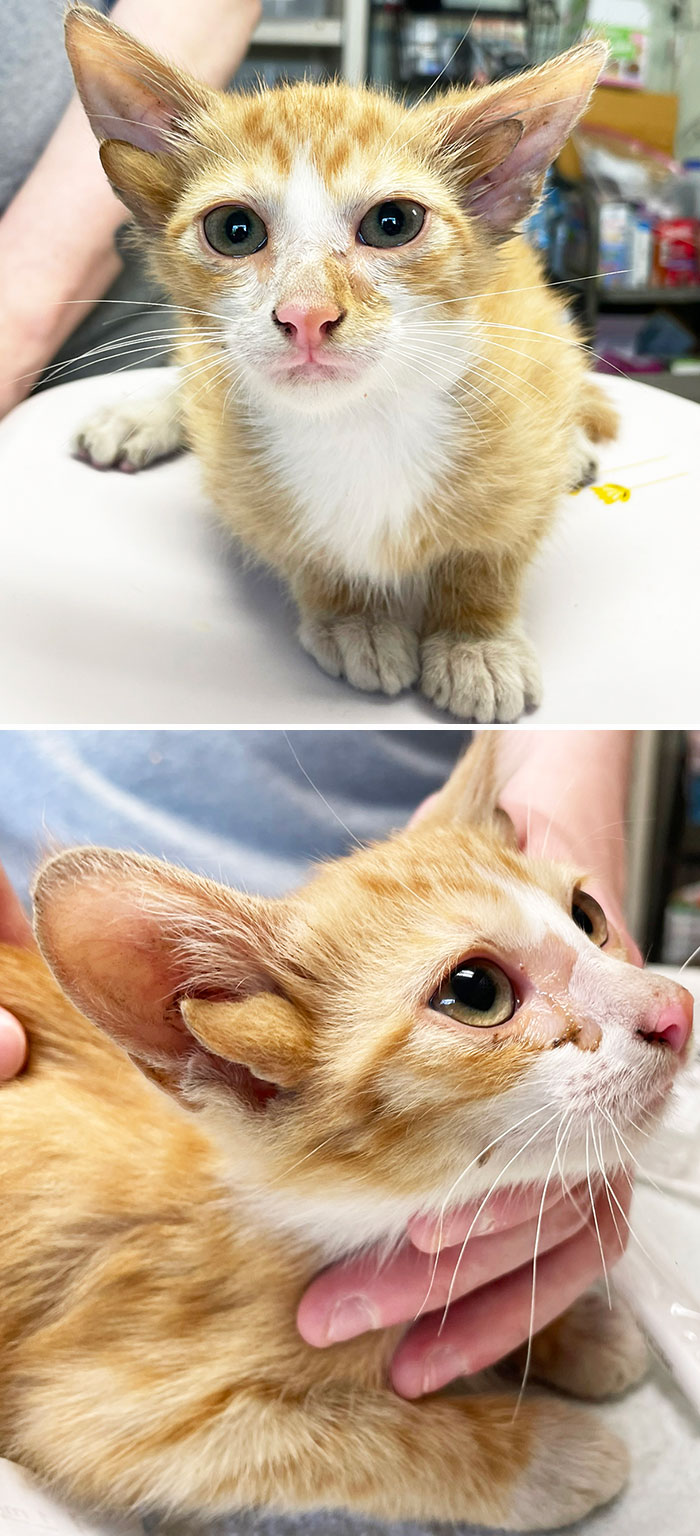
[254,17,343,45]
[245,0,370,82]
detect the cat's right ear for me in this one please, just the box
[418,733,517,843]
[65,4,213,226]
[32,848,313,1100]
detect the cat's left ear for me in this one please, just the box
[65,5,215,226]
[32,848,313,1103]
[418,733,518,844]
[417,42,606,237]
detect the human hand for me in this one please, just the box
[0,864,32,1076]
[299,1176,631,1396]
[298,742,638,1395]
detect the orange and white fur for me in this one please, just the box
[1,735,693,1530]
[68,6,618,721]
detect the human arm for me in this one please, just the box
[0,0,261,418]
[298,730,638,1394]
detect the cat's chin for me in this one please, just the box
[252,360,375,416]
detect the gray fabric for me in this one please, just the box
[0,0,109,211]
[0,729,468,908]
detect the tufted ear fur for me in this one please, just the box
[417,42,606,236]
[32,848,313,1104]
[418,733,517,844]
[65,4,214,225]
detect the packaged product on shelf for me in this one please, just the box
[630,207,653,287]
[598,200,631,285]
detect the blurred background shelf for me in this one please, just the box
[598,286,700,306]
[254,17,344,44]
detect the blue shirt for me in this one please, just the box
[0,731,467,906]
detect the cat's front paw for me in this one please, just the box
[72,395,183,472]
[420,628,541,721]
[299,614,419,696]
[519,1289,648,1401]
[569,426,600,491]
[508,1401,629,1529]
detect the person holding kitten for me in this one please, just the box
[0,0,261,418]
[0,729,637,1398]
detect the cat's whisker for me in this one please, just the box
[677,940,700,974]
[389,348,489,437]
[392,341,525,421]
[482,321,632,383]
[391,348,502,430]
[538,776,576,860]
[590,1117,626,1260]
[31,328,223,394]
[513,1115,571,1414]
[585,1121,612,1306]
[594,1099,664,1194]
[380,20,479,151]
[414,1102,560,1323]
[399,269,619,322]
[284,733,366,852]
[437,1106,563,1329]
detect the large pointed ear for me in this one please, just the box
[32,848,313,1104]
[65,4,215,226]
[416,42,606,237]
[418,732,516,843]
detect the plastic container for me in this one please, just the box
[651,173,700,286]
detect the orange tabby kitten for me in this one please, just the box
[1,736,692,1529]
[68,5,617,721]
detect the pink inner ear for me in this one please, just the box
[449,45,607,233]
[83,73,181,153]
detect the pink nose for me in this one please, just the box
[274,303,342,352]
[638,988,693,1056]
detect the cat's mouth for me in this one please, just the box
[271,354,363,386]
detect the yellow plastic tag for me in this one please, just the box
[592,483,631,504]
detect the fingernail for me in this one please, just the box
[471,1207,498,1236]
[421,1344,465,1396]
[324,1295,379,1344]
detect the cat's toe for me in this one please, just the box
[569,427,599,490]
[508,1401,629,1529]
[420,628,541,721]
[71,399,182,471]
[299,615,419,695]
[516,1289,649,1401]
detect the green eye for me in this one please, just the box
[202,205,267,257]
[572,890,608,947]
[430,960,515,1029]
[357,199,425,249]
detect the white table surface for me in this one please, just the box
[1,368,699,725]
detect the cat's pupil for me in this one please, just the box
[451,965,497,1013]
[226,212,251,244]
[379,203,404,238]
[572,903,594,937]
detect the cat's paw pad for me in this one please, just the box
[524,1290,648,1401]
[299,614,419,695]
[569,427,599,490]
[420,629,541,721]
[71,398,183,472]
[511,1403,629,1529]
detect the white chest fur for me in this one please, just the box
[254,381,463,586]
